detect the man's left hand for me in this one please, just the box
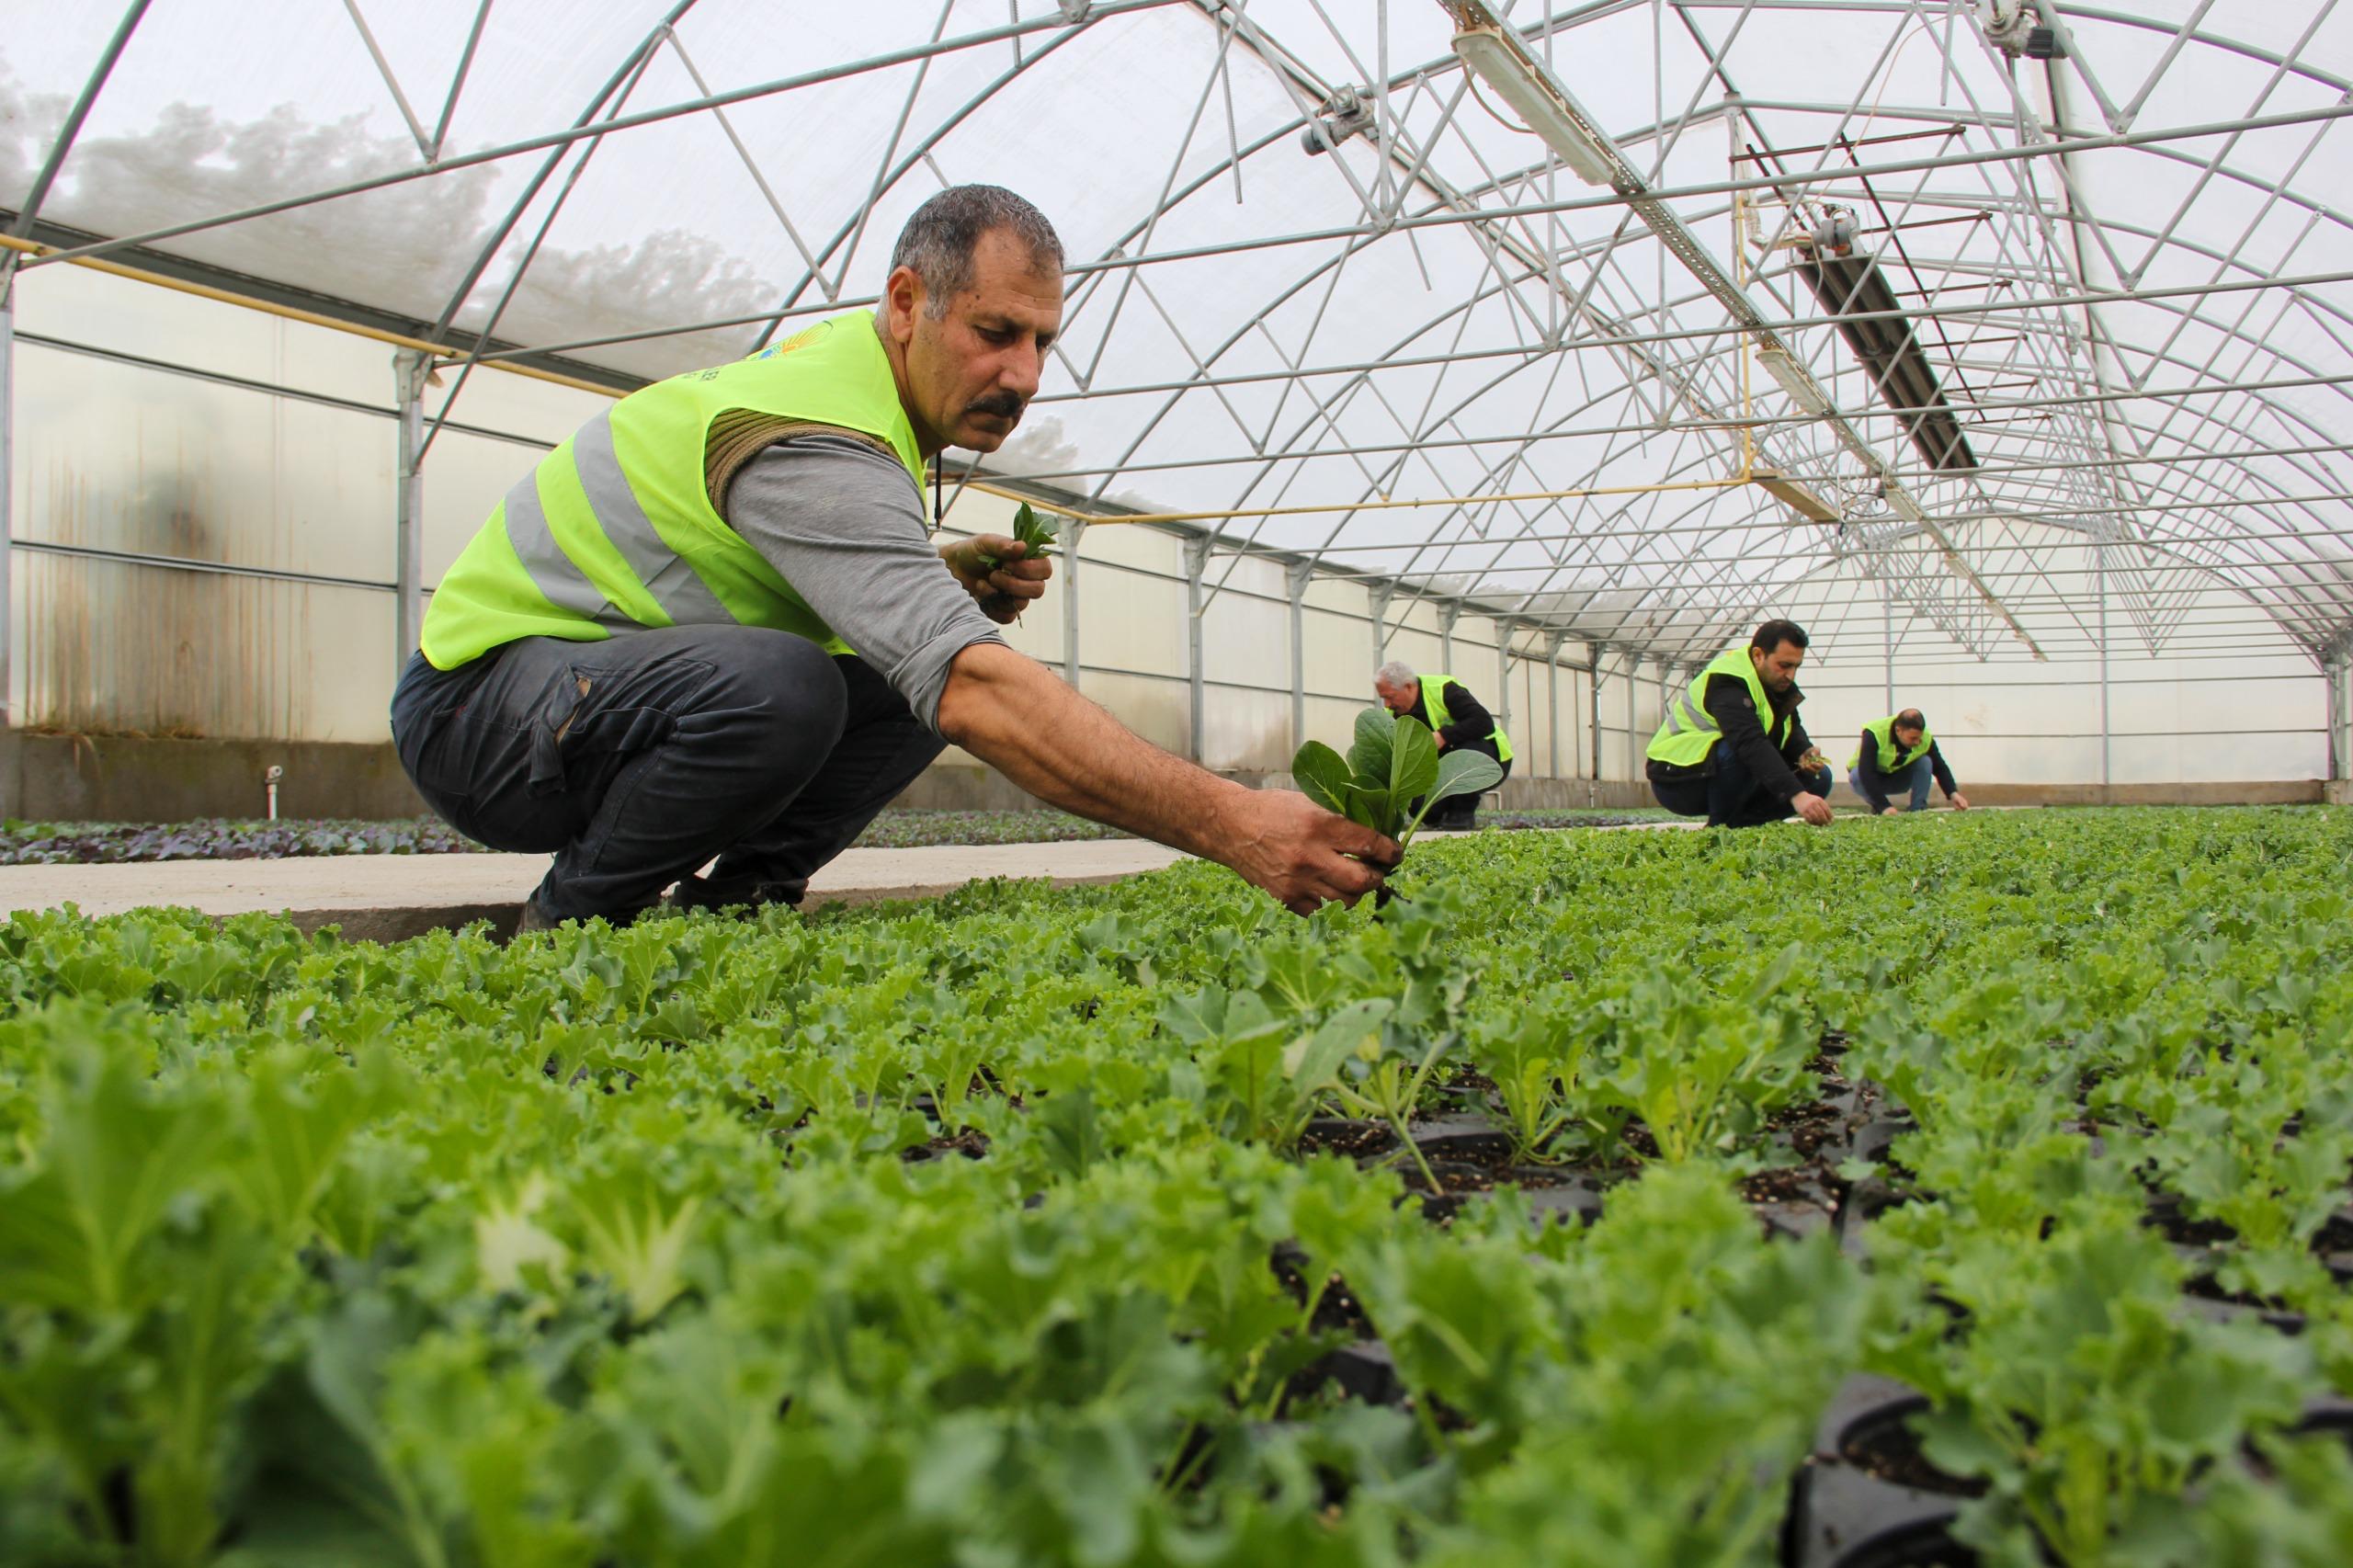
[943,535,1051,624]
[1949,792,1971,811]
[1432,732,1448,750]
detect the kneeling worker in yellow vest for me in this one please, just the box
[1371,662,1514,829]
[1645,619,1836,829]
[1847,709,1970,815]
[392,186,1396,926]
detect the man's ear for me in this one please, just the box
[883,266,923,347]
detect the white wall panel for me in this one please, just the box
[6,277,2333,785]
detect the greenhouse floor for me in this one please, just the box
[0,840,1190,942]
[0,819,1707,940]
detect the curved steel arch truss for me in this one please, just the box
[7,0,2352,673]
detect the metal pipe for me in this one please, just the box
[1287,561,1313,755]
[1882,578,1896,712]
[1588,653,1603,782]
[1495,624,1513,761]
[2325,658,2342,782]
[0,293,12,731]
[1016,267,2353,407]
[265,765,282,823]
[1087,472,1749,528]
[1062,520,1085,689]
[0,234,612,399]
[1624,656,1638,783]
[1546,634,1563,779]
[13,327,554,449]
[10,538,398,592]
[2097,540,2111,786]
[393,350,429,673]
[1184,534,1210,764]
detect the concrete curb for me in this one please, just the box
[0,842,1194,942]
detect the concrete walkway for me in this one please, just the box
[0,840,1193,942]
[0,817,1725,943]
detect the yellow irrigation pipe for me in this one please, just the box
[966,472,1758,529]
[0,233,622,400]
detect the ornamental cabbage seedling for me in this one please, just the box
[1290,708,1504,851]
[975,502,1061,572]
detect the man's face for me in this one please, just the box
[1750,640,1806,693]
[885,228,1063,456]
[1893,723,1924,750]
[1374,678,1415,716]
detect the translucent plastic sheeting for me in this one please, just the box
[5,0,2351,669]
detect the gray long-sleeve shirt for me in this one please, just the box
[722,433,1006,733]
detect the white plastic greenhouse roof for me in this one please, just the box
[6,1,2353,668]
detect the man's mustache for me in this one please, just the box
[967,392,1026,420]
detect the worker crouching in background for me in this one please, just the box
[1848,709,1970,814]
[1372,662,1513,829]
[1646,619,1835,829]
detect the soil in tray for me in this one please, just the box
[1268,1246,1375,1337]
[1823,1523,1980,1568]
[1298,1119,1400,1159]
[901,1128,990,1164]
[1839,1404,1990,1500]
[1741,1165,1834,1205]
[2142,1198,2238,1250]
[2180,1269,2310,1326]
[1769,1096,1856,1163]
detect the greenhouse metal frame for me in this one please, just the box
[2,0,2350,776]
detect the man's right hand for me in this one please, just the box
[1795,793,1836,827]
[1219,790,1399,916]
[938,642,1398,915]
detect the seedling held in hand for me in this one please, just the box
[1290,709,1504,881]
[973,502,1061,573]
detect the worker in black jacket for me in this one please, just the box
[1372,661,1514,829]
[1644,619,1835,828]
[1848,709,1971,814]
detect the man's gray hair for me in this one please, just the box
[1374,660,1417,687]
[890,185,1063,317]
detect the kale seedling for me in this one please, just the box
[974,502,1061,572]
[1291,708,1504,856]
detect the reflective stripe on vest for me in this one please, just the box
[1423,674,1515,764]
[1848,715,1935,772]
[420,312,925,670]
[1645,645,1786,767]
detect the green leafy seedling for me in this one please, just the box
[1291,707,1504,853]
[974,502,1061,572]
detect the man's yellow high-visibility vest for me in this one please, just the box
[1423,674,1514,763]
[1850,714,1936,772]
[1646,646,1784,767]
[420,312,925,670]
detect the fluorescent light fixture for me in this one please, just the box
[1756,346,1831,417]
[1752,469,1841,525]
[1449,25,1622,187]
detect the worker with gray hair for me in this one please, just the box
[1371,661,1514,829]
[392,185,1397,927]
[1847,708,1970,815]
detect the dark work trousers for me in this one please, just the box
[1652,739,1832,828]
[1421,746,1510,830]
[1849,756,1934,813]
[390,627,944,922]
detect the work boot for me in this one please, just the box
[513,894,563,935]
